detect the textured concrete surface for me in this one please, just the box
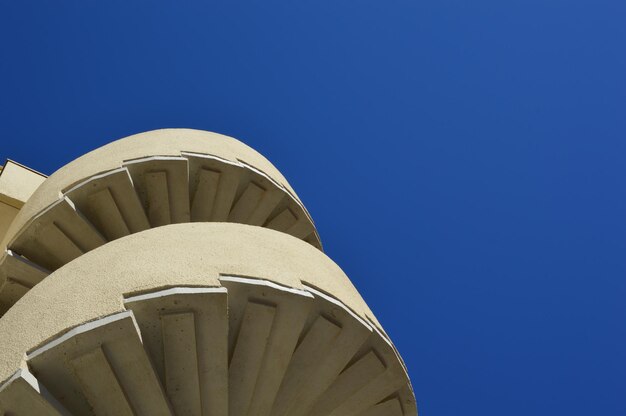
[0,160,46,209]
[0,129,321,314]
[1,129,301,249]
[0,129,416,415]
[0,222,380,384]
[0,161,46,242]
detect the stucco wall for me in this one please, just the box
[0,222,380,384]
[1,129,301,248]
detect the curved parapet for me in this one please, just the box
[0,223,416,416]
[0,129,320,313]
[0,129,417,415]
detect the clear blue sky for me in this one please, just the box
[1,1,625,415]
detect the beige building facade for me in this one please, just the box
[0,129,416,415]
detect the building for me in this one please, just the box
[0,129,416,415]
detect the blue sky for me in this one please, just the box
[1,1,625,415]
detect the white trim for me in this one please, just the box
[219,275,314,298]
[124,286,227,304]
[63,166,130,195]
[0,369,25,394]
[303,284,372,331]
[181,151,243,168]
[123,155,187,165]
[27,310,139,360]
[5,249,50,274]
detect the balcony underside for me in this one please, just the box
[0,224,415,416]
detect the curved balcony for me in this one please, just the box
[0,223,415,416]
[0,129,321,314]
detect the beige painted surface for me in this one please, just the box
[1,129,304,249]
[0,131,416,415]
[0,222,382,384]
[0,203,18,244]
[0,161,46,242]
[0,160,46,209]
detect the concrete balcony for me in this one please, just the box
[0,223,416,416]
[0,129,416,415]
[0,129,321,314]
